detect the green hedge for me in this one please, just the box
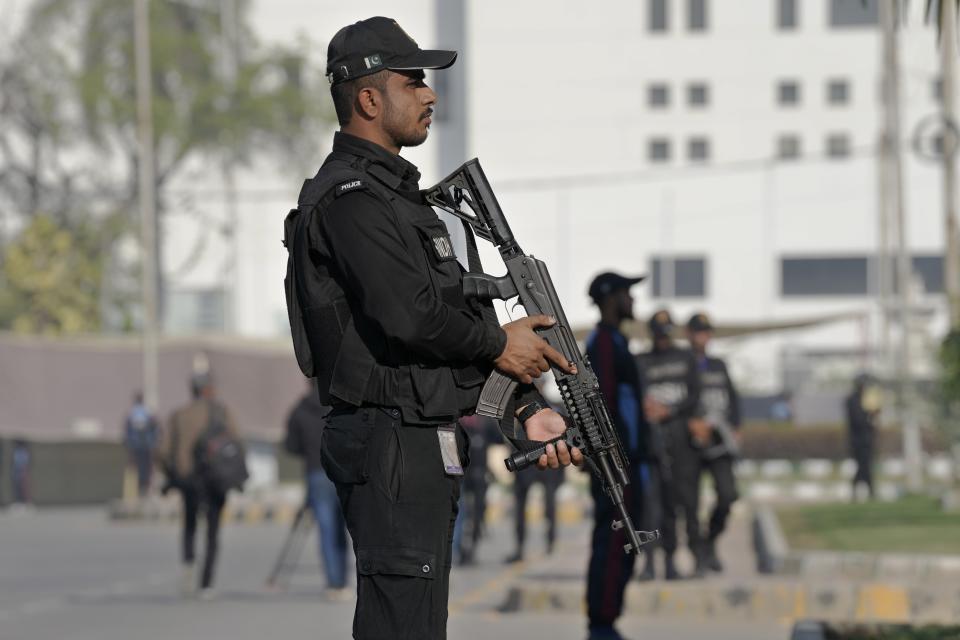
[740,423,948,460]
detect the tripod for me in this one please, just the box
[265,502,314,589]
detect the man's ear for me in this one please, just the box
[355,86,381,120]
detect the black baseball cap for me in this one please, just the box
[648,309,675,337]
[687,312,713,332]
[588,272,646,304]
[326,17,458,86]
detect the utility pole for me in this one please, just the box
[134,0,160,411]
[880,0,923,492]
[941,0,960,328]
[219,0,239,333]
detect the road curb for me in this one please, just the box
[499,579,960,624]
[107,497,301,525]
[751,503,960,582]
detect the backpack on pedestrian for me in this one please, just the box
[194,402,248,494]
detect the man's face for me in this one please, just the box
[688,329,712,352]
[616,289,634,321]
[381,69,436,148]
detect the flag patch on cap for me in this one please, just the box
[335,179,366,197]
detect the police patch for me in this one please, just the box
[335,179,366,197]
[431,234,456,261]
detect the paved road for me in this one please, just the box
[0,507,791,639]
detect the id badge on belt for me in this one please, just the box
[437,425,464,476]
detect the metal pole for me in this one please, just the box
[135,0,159,410]
[941,0,960,328]
[881,0,923,492]
[219,0,239,333]
[876,133,892,376]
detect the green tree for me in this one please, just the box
[0,0,329,331]
[1,215,113,334]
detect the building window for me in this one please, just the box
[650,0,669,31]
[827,79,849,105]
[688,137,710,162]
[777,0,798,29]
[687,82,710,107]
[826,133,850,158]
[648,83,670,108]
[777,80,801,106]
[830,0,878,28]
[649,138,672,162]
[777,135,801,160]
[909,255,945,293]
[688,0,708,31]
[783,255,944,297]
[781,257,868,296]
[652,256,707,297]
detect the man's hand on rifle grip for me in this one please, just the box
[522,408,584,470]
[494,315,577,384]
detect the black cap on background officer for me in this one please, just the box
[588,272,645,305]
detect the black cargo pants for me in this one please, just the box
[657,423,703,558]
[321,406,466,640]
[703,454,738,541]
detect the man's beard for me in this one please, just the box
[383,98,430,148]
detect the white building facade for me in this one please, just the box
[169,0,951,397]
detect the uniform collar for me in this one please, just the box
[333,131,422,191]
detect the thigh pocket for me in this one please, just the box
[321,418,374,485]
[356,547,437,580]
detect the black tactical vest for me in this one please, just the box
[284,151,488,425]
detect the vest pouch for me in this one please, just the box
[409,217,464,302]
[300,297,352,403]
[284,207,315,377]
[408,364,460,423]
[284,264,315,377]
[326,313,377,406]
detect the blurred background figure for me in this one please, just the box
[11,439,32,508]
[686,312,741,574]
[503,464,563,564]
[638,309,704,580]
[453,413,498,566]
[283,379,348,598]
[583,272,651,640]
[157,368,245,599]
[123,391,159,498]
[846,373,883,502]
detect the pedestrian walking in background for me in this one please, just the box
[284,380,349,599]
[583,272,652,640]
[453,413,498,566]
[686,313,741,574]
[846,373,881,501]
[157,370,247,599]
[124,391,159,497]
[637,309,704,580]
[11,439,31,507]
[504,464,563,563]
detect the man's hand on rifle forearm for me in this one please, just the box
[522,408,584,470]
[494,315,577,384]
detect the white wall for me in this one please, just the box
[162,0,950,392]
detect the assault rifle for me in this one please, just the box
[424,159,659,555]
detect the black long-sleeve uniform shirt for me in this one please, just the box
[694,354,741,430]
[313,133,506,367]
